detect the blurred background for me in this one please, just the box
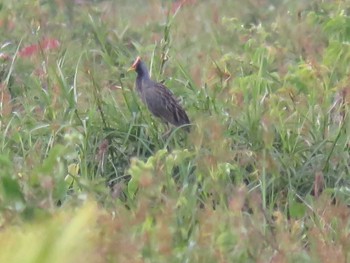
[0,0,350,262]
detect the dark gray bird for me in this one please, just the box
[128,56,190,133]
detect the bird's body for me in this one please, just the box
[129,57,190,132]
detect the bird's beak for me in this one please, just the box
[127,66,135,72]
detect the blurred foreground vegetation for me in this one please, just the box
[0,0,350,262]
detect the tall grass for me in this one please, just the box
[0,0,350,262]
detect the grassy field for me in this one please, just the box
[0,0,350,262]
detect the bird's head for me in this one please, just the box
[128,56,142,72]
[128,56,150,79]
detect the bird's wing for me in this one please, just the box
[144,82,190,128]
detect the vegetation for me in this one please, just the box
[0,0,350,262]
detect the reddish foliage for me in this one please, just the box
[19,38,60,58]
[96,139,109,163]
[0,19,15,31]
[313,171,324,198]
[41,38,60,50]
[171,0,197,14]
[19,44,39,58]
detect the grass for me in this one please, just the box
[0,0,350,262]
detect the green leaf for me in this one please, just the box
[0,154,12,171]
[39,144,66,174]
[1,175,24,201]
[127,177,138,199]
[289,201,306,219]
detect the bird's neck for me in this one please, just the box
[136,62,150,80]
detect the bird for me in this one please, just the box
[128,56,190,134]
